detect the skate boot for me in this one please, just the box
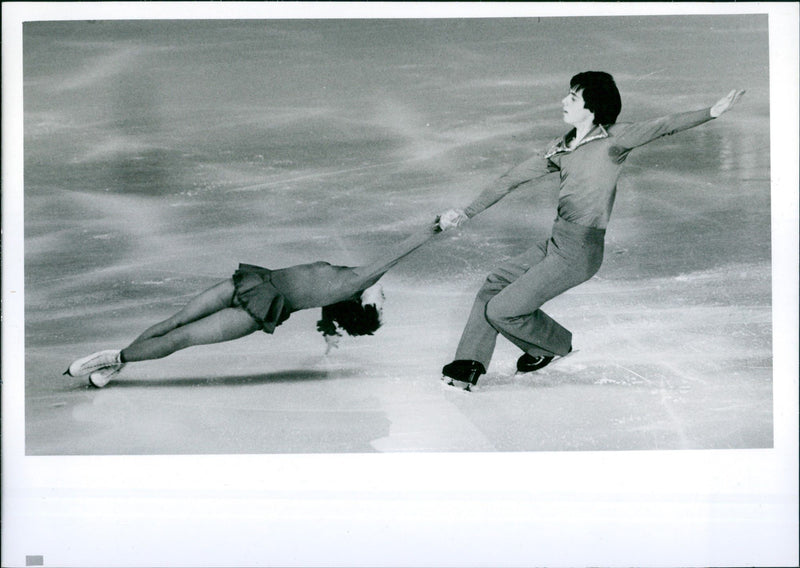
[516,353,554,373]
[89,364,125,388]
[442,360,486,392]
[516,347,571,374]
[65,349,122,377]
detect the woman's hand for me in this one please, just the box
[710,89,746,118]
[435,209,469,232]
[324,333,340,354]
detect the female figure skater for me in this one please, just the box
[436,71,745,389]
[66,225,438,387]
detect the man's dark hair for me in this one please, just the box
[570,71,622,126]
[316,298,382,337]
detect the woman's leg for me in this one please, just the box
[129,279,237,346]
[121,307,260,362]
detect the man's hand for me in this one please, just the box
[435,209,469,232]
[710,89,746,118]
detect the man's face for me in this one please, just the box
[561,87,594,127]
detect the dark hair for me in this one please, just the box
[316,298,382,337]
[570,71,621,126]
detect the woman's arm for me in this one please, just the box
[351,222,440,285]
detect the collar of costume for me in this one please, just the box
[545,123,609,159]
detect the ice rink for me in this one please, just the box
[20,15,776,455]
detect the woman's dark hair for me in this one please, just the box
[316,298,382,337]
[570,71,622,126]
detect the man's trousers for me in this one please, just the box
[454,216,605,368]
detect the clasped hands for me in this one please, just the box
[435,208,469,232]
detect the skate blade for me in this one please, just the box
[441,376,473,392]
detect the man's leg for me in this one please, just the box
[453,243,547,369]
[129,279,236,346]
[121,307,260,362]
[484,253,586,358]
[486,220,604,359]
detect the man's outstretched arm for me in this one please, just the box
[613,89,746,151]
[437,150,557,230]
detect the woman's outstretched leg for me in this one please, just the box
[121,307,260,362]
[66,307,260,386]
[66,280,251,385]
[129,279,237,346]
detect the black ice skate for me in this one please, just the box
[516,347,572,374]
[516,353,554,373]
[442,360,486,392]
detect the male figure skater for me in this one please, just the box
[436,71,745,390]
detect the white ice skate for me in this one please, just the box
[65,349,122,377]
[89,364,125,388]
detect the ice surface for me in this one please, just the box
[21,16,773,454]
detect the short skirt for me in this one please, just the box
[232,263,293,333]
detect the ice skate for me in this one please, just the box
[516,347,575,375]
[65,349,122,377]
[441,360,486,392]
[516,353,554,373]
[89,364,125,388]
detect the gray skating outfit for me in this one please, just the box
[454,108,715,366]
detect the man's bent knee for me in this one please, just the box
[477,273,511,300]
[484,298,522,330]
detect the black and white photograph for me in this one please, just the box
[19,11,776,455]
[3,2,798,567]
